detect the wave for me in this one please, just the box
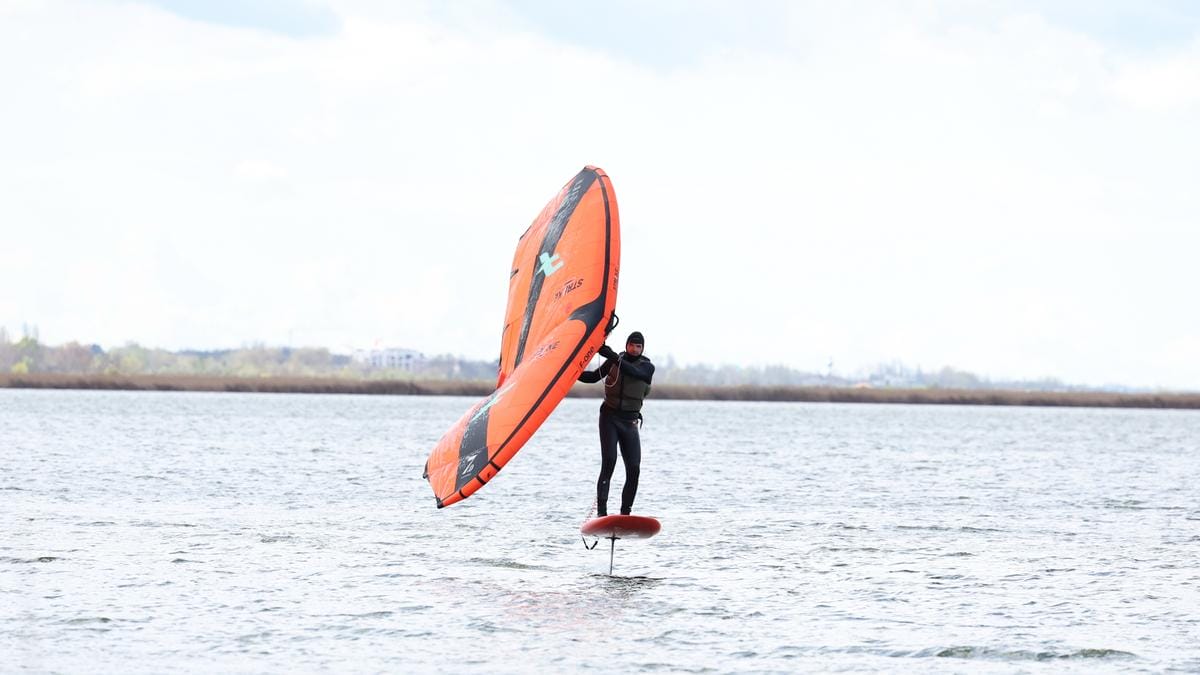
[920,646,1136,661]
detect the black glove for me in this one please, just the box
[598,344,617,360]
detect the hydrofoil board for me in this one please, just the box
[581,514,661,539]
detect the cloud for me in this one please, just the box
[1110,38,1200,111]
[2,1,1199,388]
[129,0,342,38]
[234,159,290,183]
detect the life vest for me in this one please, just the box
[603,356,651,413]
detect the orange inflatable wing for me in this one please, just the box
[423,166,620,508]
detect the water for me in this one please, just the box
[2,389,1199,673]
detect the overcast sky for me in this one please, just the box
[2,0,1199,389]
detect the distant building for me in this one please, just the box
[352,348,424,371]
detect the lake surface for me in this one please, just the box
[2,389,1199,673]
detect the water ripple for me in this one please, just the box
[2,390,1197,672]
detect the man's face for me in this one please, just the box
[626,341,643,357]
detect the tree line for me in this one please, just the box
[0,335,493,381]
[0,332,1113,392]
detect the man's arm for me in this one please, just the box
[578,359,613,383]
[618,357,654,384]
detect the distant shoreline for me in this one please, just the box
[2,373,1198,410]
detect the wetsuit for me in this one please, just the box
[578,352,654,516]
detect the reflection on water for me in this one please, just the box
[2,389,1199,672]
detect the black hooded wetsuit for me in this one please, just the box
[578,352,655,516]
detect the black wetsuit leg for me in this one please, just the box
[596,411,619,517]
[614,418,641,514]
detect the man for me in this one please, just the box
[578,331,654,517]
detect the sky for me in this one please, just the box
[2,0,1199,389]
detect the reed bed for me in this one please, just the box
[0,373,488,396]
[3,373,1198,409]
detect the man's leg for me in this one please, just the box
[616,419,641,515]
[596,413,619,517]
